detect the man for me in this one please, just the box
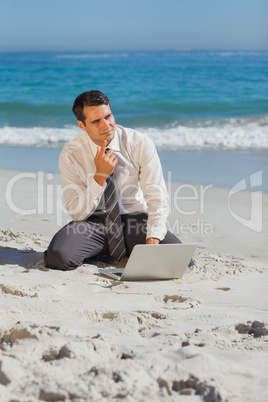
[44,90,181,270]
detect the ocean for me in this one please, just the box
[0,50,267,190]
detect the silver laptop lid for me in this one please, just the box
[120,243,196,281]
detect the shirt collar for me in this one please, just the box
[86,127,121,157]
[108,127,121,152]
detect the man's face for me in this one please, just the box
[77,104,116,146]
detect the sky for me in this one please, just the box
[0,0,267,52]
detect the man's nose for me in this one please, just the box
[101,119,110,130]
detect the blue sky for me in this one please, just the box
[0,0,267,52]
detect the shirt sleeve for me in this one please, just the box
[59,154,106,221]
[134,135,169,240]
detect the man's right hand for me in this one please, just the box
[94,140,118,186]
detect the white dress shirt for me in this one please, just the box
[59,125,169,240]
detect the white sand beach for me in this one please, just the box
[1,169,268,401]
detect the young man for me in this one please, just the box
[44,90,181,270]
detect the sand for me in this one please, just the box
[0,169,268,402]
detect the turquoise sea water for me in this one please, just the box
[0,51,267,190]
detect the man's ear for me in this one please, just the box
[77,120,86,131]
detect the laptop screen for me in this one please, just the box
[113,271,123,277]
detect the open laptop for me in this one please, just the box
[98,243,197,281]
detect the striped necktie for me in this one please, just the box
[104,150,126,261]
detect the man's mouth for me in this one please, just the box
[101,129,112,136]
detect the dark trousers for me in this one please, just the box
[44,212,181,271]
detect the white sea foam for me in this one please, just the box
[0,126,80,148]
[0,117,267,151]
[142,116,268,151]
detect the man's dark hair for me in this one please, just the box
[72,90,110,125]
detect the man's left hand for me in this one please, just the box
[146,237,160,245]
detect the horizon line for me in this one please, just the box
[0,49,268,54]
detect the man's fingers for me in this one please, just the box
[146,237,160,245]
[94,140,117,177]
[95,140,108,161]
[100,140,107,156]
[95,147,100,160]
[104,149,117,164]
[111,156,118,167]
[105,151,117,163]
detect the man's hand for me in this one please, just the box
[94,140,118,186]
[146,237,160,245]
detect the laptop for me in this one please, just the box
[98,243,197,281]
